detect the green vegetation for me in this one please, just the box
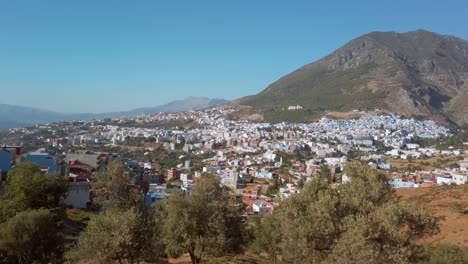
[77,160,162,264]
[65,208,92,224]
[388,156,462,172]
[1,162,68,220]
[250,216,282,262]
[319,164,332,182]
[162,174,244,264]
[77,208,161,264]
[417,243,468,264]
[415,130,468,150]
[1,161,466,263]
[96,161,136,210]
[251,162,440,263]
[0,209,64,263]
[243,62,386,117]
[0,163,68,263]
[263,109,323,123]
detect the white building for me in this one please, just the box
[452,174,468,185]
[253,202,272,217]
[436,176,453,185]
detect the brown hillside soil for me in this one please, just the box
[388,156,461,171]
[325,111,368,119]
[396,185,468,246]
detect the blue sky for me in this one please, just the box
[1,0,467,113]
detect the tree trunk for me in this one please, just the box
[188,252,202,264]
[189,252,196,264]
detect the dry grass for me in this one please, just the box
[396,184,468,246]
[387,156,461,171]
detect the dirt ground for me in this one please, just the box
[387,156,462,171]
[396,184,468,246]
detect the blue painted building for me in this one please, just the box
[143,189,166,206]
[0,149,12,174]
[26,150,60,174]
[377,162,392,170]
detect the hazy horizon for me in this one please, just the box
[0,96,228,114]
[2,0,468,112]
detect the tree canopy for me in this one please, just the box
[2,162,68,216]
[254,162,439,264]
[96,160,136,210]
[0,209,64,264]
[77,208,161,264]
[162,174,244,264]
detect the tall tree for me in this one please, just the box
[96,160,136,210]
[270,162,439,264]
[77,208,161,264]
[1,162,68,219]
[250,215,282,263]
[0,209,64,264]
[162,174,244,264]
[319,163,332,182]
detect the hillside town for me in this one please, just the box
[3,1,468,262]
[1,106,467,217]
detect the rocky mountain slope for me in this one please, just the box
[240,30,468,126]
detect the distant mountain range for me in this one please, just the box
[0,97,227,129]
[239,29,468,127]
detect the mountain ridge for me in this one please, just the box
[0,97,227,129]
[239,29,468,126]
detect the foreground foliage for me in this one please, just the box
[253,162,440,264]
[77,208,160,264]
[0,163,67,263]
[162,174,244,264]
[0,209,64,263]
[1,162,68,220]
[417,243,468,264]
[1,161,467,263]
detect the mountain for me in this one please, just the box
[240,29,468,126]
[0,104,69,129]
[124,97,228,116]
[0,97,227,129]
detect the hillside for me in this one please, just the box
[396,184,468,246]
[240,30,468,126]
[0,104,69,128]
[126,97,227,115]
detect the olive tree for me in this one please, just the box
[162,174,244,264]
[0,209,64,264]
[77,208,161,264]
[261,162,438,264]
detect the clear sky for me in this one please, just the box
[1,0,467,113]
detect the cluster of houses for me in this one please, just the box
[388,158,468,188]
[1,107,467,218]
[0,147,116,209]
